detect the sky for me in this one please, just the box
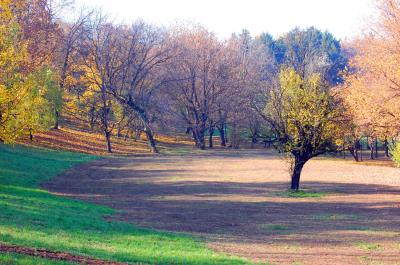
[73,0,376,40]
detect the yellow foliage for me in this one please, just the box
[265,68,341,156]
[0,0,57,142]
[340,0,400,139]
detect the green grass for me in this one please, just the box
[0,144,249,265]
[312,214,360,221]
[274,190,326,198]
[261,224,292,236]
[356,242,382,251]
[344,226,371,231]
[162,147,195,156]
[262,224,289,231]
[0,253,75,265]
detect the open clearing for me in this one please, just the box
[45,150,400,265]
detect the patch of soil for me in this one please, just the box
[0,244,137,265]
[44,150,400,265]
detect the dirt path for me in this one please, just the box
[0,244,134,265]
[44,150,400,265]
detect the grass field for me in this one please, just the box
[2,144,400,265]
[44,150,400,265]
[0,144,249,265]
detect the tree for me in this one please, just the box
[80,14,170,153]
[340,0,400,160]
[260,68,342,190]
[390,141,400,167]
[108,22,171,153]
[54,10,90,129]
[10,0,61,71]
[273,27,347,85]
[223,30,273,149]
[26,68,62,140]
[80,60,115,153]
[0,0,38,142]
[0,0,60,143]
[166,26,228,149]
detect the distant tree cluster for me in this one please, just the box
[339,0,400,164]
[2,0,399,189]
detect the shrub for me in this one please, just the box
[390,142,400,167]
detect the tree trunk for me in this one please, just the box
[144,125,158,153]
[230,123,240,149]
[197,130,206,150]
[349,147,359,162]
[291,157,306,191]
[126,97,159,153]
[194,121,206,150]
[53,110,59,129]
[368,137,375,160]
[89,106,95,131]
[124,129,130,141]
[192,128,205,150]
[349,140,360,162]
[384,139,390,157]
[105,131,112,153]
[209,124,214,148]
[218,125,226,147]
[251,131,258,149]
[342,140,346,159]
[375,138,379,159]
[29,129,33,141]
[117,126,122,138]
[191,130,198,147]
[134,129,141,141]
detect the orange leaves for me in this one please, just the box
[340,0,400,137]
[10,0,61,71]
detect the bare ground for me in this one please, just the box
[0,244,134,265]
[44,150,400,265]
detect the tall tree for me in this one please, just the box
[0,0,57,143]
[80,14,118,152]
[10,0,61,71]
[166,26,228,149]
[260,68,342,190]
[24,68,61,140]
[224,30,273,148]
[273,27,347,85]
[54,10,90,129]
[341,0,400,149]
[81,15,170,153]
[106,22,171,153]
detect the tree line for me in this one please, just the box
[1,0,400,189]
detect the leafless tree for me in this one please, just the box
[165,26,230,149]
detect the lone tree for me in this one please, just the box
[260,68,342,190]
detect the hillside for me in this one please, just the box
[18,118,195,155]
